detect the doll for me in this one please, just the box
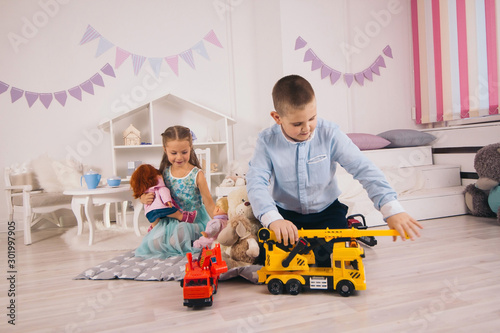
[130,164,197,232]
[193,197,229,248]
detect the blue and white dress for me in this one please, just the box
[135,166,210,259]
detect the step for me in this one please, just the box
[384,164,462,193]
[362,146,433,168]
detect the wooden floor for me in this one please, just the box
[1,215,500,332]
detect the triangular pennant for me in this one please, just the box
[321,65,333,79]
[0,81,8,94]
[295,36,307,50]
[370,62,381,76]
[101,63,116,77]
[383,45,393,58]
[131,54,146,76]
[180,49,195,69]
[311,57,323,71]
[10,87,23,103]
[79,25,101,45]
[165,55,179,76]
[39,93,53,109]
[344,74,354,87]
[80,80,94,95]
[115,47,131,69]
[54,91,67,106]
[148,58,163,78]
[376,55,386,68]
[95,37,114,57]
[203,29,223,48]
[90,73,104,87]
[330,70,341,85]
[192,41,210,60]
[363,68,373,81]
[68,86,82,101]
[354,72,365,86]
[25,91,39,108]
[303,48,316,62]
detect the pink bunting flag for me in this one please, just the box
[0,81,8,94]
[115,47,131,69]
[68,86,82,101]
[101,63,116,77]
[363,68,373,81]
[80,80,94,95]
[39,93,53,109]
[90,73,104,87]
[203,30,223,48]
[376,55,386,68]
[10,87,23,103]
[330,70,341,85]
[295,36,307,50]
[369,61,381,76]
[303,48,316,62]
[321,65,332,79]
[79,25,101,45]
[131,54,146,76]
[383,45,393,58]
[311,57,323,71]
[54,91,67,106]
[344,74,354,88]
[180,49,195,69]
[354,72,365,86]
[165,55,179,76]
[25,91,39,108]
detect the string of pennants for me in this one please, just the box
[79,25,223,77]
[0,64,116,109]
[295,36,393,87]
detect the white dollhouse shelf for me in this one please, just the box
[98,93,235,193]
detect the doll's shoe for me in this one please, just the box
[181,211,197,223]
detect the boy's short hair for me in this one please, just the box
[272,75,315,116]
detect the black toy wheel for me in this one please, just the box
[267,279,284,295]
[286,279,302,295]
[337,280,355,297]
[259,228,271,241]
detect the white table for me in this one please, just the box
[64,185,137,245]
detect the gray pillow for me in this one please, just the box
[377,129,436,148]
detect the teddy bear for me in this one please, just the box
[216,186,261,268]
[193,197,229,249]
[463,142,500,223]
[219,160,247,187]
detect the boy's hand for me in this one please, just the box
[140,193,155,205]
[269,219,299,246]
[386,212,423,241]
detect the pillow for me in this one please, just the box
[347,133,390,150]
[30,154,64,193]
[377,129,436,148]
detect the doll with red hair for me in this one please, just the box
[130,164,197,232]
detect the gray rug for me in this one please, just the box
[74,250,261,283]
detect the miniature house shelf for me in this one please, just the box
[98,93,235,193]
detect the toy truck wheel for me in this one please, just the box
[337,280,354,297]
[267,279,284,295]
[285,279,302,295]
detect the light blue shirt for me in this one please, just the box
[246,118,405,228]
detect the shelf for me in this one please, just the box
[114,142,227,150]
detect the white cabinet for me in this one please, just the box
[98,93,235,193]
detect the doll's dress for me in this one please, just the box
[135,167,210,259]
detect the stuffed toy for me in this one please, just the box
[193,197,229,249]
[219,160,247,187]
[216,186,261,268]
[463,142,500,223]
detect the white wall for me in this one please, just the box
[0,0,420,232]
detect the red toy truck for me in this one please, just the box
[181,243,228,307]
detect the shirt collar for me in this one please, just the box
[279,125,316,144]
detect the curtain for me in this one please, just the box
[411,0,499,124]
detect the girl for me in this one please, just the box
[130,164,197,232]
[135,126,215,259]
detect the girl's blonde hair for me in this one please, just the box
[159,125,201,174]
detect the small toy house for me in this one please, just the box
[123,124,141,146]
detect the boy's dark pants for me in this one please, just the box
[277,199,348,267]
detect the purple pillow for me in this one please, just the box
[347,133,391,150]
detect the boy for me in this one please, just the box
[246,75,422,264]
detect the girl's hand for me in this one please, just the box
[140,193,155,205]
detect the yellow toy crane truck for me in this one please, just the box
[257,226,405,297]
